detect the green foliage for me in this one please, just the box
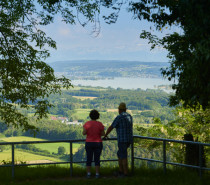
[129,0,210,109]
[0,0,84,131]
[136,104,210,166]
[57,146,66,155]
[172,105,210,143]
[0,145,6,152]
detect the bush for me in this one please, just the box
[58,146,66,155]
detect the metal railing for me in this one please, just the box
[0,135,209,179]
[131,136,210,178]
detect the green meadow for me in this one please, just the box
[73,109,92,120]
[0,150,62,163]
[0,136,81,163]
[73,108,110,121]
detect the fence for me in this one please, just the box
[0,135,209,179]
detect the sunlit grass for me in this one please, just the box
[0,150,62,163]
[1,136,81,154]
[1,136,46,142]
[33,142,80,154]
[0,136,81,164]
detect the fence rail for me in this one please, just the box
[0,135,209,178]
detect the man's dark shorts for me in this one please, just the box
[117,142,130,159]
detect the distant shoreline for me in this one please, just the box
[71,77,174,93]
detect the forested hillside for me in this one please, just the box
[47,86,175,125]
[0,86,175,139]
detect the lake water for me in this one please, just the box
[72,77,173,92]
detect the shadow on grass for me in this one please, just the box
[0,165,209,185]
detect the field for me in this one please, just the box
[33,142,80,154]
[0,150,62,163]
[107,109,132,114]
[72,96,97,100]
[1,136,80,153]
[0,136,81,164]
[1,136,46,142]
[73,109,92,120]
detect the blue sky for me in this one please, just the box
[44,6,178,63]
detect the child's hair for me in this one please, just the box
[89,109,100,120]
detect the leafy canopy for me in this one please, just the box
[128,0,210,109]
[0,0,107,131]
[1,0,209,131]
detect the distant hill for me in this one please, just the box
[48,60,169,80]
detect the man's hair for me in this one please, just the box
[89,109,100,120]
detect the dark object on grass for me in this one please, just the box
[184,134,206,168]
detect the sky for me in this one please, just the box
[44,6,179,63]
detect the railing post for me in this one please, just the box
[131,140,134,174]
[199,144,202,178]
[163,140,166,174]
[12,144,15,179]
[70,142,73,177]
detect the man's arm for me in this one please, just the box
[104,126,113,138]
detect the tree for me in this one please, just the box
[58,146,66,155]
[172,105,210,143]
[128,0,210,109]
[0,0,105,131]
[1,0,209,132]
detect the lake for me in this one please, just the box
[72,77,174,92]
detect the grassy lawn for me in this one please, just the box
[0,150,62,163]
[0,166,209,185]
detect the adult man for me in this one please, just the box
[104,102,133,177]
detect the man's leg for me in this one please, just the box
[122,158,128,175]
[118,158,128,175]
[117,142,129,176]
[118,158,123,173]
